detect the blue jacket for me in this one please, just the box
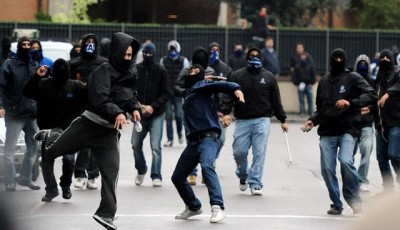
[0,57,38,117]
[183,80,241,138]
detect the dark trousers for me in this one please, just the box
[41,141,75,193]
[42,116,120,219]
[74,147,100,179]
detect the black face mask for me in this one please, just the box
[379,60,392,72]
[143,55,154,65]
[121,59,132,70]
[17,48,31,63]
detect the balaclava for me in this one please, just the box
[234,46,244,57]
[1,36,12,59]
[52,58,70,87]
[30,39,44,62]
[70,43,81,60]
[208,42,221,65]
[356,61,369,78]
[330,48,347,76]
[167,40,181,60]
[187,64,205,87]
[99,37,111,59]
[80,33,98,59]
[246,47,262,74]
[192,46,209,70]
[378,49,394,72]
[142,42,156,65]
[16,36,31,63]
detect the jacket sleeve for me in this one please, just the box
[387,71,400,96]
[348,74,378,108]
[309,82,323,126]
[23,73,42,101]
[270,77,287,123]
[88,65,124,123]
[174,68,189,97]
[0,60,12,108]
[150,66,171,112]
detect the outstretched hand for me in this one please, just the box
[114,113,129,130]
[234,90,245,103]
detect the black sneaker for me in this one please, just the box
[93,214,117,230]
[41,192,59,202]
[17,181,41,190]
[62,187,72,199]
[327,205,342,215]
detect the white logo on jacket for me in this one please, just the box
[339,85,346,93]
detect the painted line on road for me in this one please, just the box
[13,213,360,221]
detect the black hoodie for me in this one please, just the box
[310,49,377,137]
[86,32,141,124]
[23,58,87,129]
[69,34,108,83]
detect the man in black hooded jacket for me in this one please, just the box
[23,58,87,202]
[69,33,108,190]
[41,32,141,230]
[303,48,377,215]
[374,49,400,194]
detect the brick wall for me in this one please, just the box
[0,0,49,21]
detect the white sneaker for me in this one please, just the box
[163,140,173,147]
[33,129,51,141]
[87,179,98,189]
[210,205,226,223]
[178,136,184,144]
[360,183,370,192]
[251,187,263,196]
[152,178,162,187]
[175,206,203,219]
[135,174,145,186]
[74,177,86,189]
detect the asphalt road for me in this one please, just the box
[0,120,395,230]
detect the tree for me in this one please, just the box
[71,0,101,23]
[357,0,400,29]
[232,0,350,27]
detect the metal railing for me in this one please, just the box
[2,22,400,75]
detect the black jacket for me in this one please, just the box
[227,67,287,122]
[86,32,141,124]
[310,70,377,137]
[374,67,400,128]
[23,73,86,130]
[136,62,170,117]
[69,55,107,83]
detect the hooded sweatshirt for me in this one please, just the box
[353,54,375,127]
[310,49,377,137]
[69,34,108,83]
[85,32,141,125]
[374,49,400,128]
[23,58,87,129]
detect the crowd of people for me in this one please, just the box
[0,25,398,229]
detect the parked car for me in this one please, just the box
[0,118,27,177]
[11,41,73,61]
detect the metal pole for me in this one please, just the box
[325,29,330,75]
[173,23,178,41]
[121,23,125,33]
[68,24,72,42]
[375,29,380,53]
[224,26,229,63]
[284,132,293,165]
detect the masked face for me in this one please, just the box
[168,50,179,60]
[209,50,220,64]
[247,56,262,74]
[31,49,43,62]
[187,65,205,87]
[379,59,392,71]
[85,42,96,55]
[234,49,243,57]
[356,61,369,77]
[143,51,155,65]
[330,49,346,75]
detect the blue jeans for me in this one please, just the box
[189,120,226,176]
[131,114,164,180]
[3,114,38,185]
[165,96,183,141]
[298,84,314,115]
[171,136,224,210]
[353,126,374,184]
[376,126,400,190]
[232,117,270,189]
[320,134,361,210]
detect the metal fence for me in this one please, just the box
[2,22,400,75]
